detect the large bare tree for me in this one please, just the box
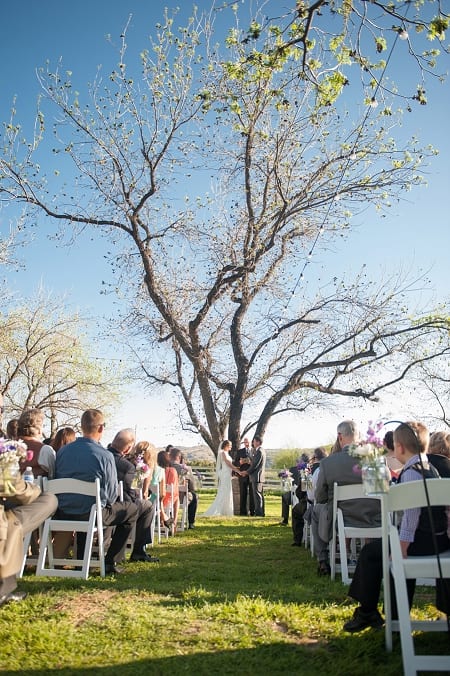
[0,2,449,452]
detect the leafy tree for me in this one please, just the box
[0,2,449,453]
[0,290,122,435]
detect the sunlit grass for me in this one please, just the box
[0,493,446,674]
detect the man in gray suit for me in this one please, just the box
[312,420,381,575]
[243,435,266,517]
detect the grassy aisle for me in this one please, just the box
[0,494,445,675]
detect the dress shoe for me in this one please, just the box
[317,560,331,576]
[279,520,288,526]
[291,541,302,547]
[104,562,124,575]
[343,607,384,633]
[129,552,160,563]
[188,523,195,529]
[0,590,27,606]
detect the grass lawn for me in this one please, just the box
[0,493,447,675]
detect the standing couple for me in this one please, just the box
[203,436,266,517]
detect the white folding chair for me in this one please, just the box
[36,477,105,579]
[330,482,382,584]
[116,480,137,560]
[178,484,189,532]
[382,478,450,675]
[150,482,169,545]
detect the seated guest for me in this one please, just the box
[428,431,450,478]
[55,409,139,575]
[154,450,174,530]
[17,408,56,479]
[6,419,19,441]
[312,420,381,576]
[383,430,402,480]
[0,392,58,604]
[291,447,327,546]
[279,455,307,526]
[343,421,450,632]
[107,430,159,563]
[169,447,198,530]
[158,449,179,533]
[132,440,157,500]
[52,427,76,453]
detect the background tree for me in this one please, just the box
[0,2,449,453]
[0,290,122,435]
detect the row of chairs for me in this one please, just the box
[324,478,450,675]
[22,478,189,580]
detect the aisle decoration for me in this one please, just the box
[0,438,32,496]
[349,421,391,495]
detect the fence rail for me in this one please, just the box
[191,466,281,490]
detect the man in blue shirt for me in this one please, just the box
[55,409,138,575]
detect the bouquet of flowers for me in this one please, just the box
[297,462,313,490]
[278,467,293,490]
[0,438,33,496]
[348,421,390,494]
[133,454,150,488]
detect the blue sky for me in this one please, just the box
[1,1,449,449]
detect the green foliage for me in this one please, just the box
[272,449,306,469]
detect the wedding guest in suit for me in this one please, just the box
[311,420,381,576]
[233,437,254,516]
[108,429,159,563]
[343,421,450,632]
[291,447,327,546]
[242,435,266,517]
[280,454,307,525]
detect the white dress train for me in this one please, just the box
[203,450,234,517]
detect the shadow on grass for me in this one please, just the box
[18,519,348,607]
[0,637,405,676]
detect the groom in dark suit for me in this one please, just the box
[242,435,266,517]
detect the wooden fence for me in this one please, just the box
[191,466,281,490]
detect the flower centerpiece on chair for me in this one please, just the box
[297,461,313,491]
[348,421,391,495]
[0,438,32,496]
[133,454,150,490]
[278,467,293,491]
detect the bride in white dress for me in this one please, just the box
[203,440,236,517]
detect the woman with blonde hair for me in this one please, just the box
[133,440,157,500]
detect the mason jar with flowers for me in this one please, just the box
[133,454,150,492]
[0,438,33,496]
[278,468,293,492]
[349,421,391,495]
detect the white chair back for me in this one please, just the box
[36,477,105,579]
[381,478,450,674]
[330,482,382,584]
